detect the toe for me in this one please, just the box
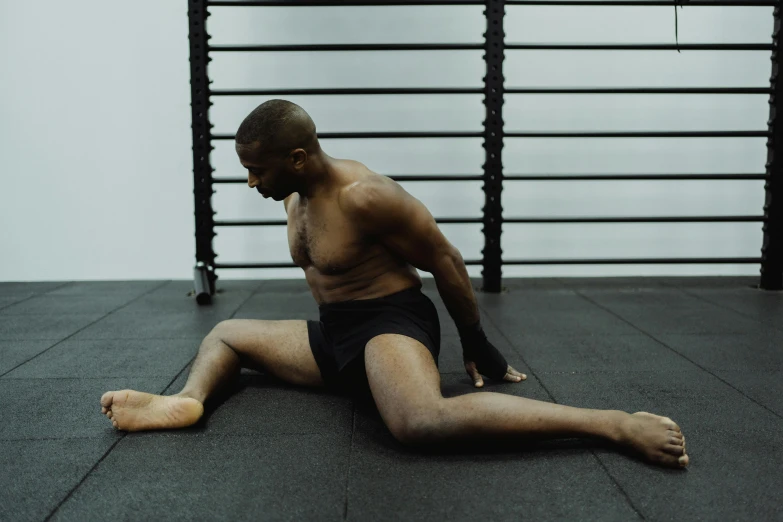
[101,391,114,408]
[660,451,689,468]
[112,420,118,429]
[101,407,107,414]
[107,411,113,419]
[664,443,686,456]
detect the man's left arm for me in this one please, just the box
[341,180,526,387]
[429,249,526,386]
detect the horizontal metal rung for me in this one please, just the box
[505,131,770,138]
[506,43,772,51]
[215,259,484,269]
[215,218,481,226]
[392,175,484,181]
[215,262,298,269]
[214,175,484,183]
[209,0,483,5]
[503,174,766,181]
[505,87,773,94]
[209,0,777,5]
[213,174,765,184]
[211,88,484,96]
[435,218,482,224]
[391,174,765,181]
[216,258,758,268]
[216,220,287,226]
[213,132,483,140]
[216,131,771,140]
[209,44,482,52]
[503,216,763,223]
[210,87,773,96]
[502,257,762,265]
[506,1,776,5]
[214,217,760,226]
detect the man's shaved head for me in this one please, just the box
[235,99,317,155]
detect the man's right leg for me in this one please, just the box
[100,320,323,432]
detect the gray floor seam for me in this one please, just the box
[67,283,285,500]
[41,281,97,295]
[478,295,647,518]
[476,300,559,403]
[343,403,357,521]
[19,285,178,520]
[162,358,198,395]
[69,337,209,340]
[159,288,264,399]
[1,375,185,380]
[0,295,38,313]
[575,290,783,422]
[43,434,128,522]
[677,285,783,335]
[0,281,172,379]
[0,430,466,442]
[0,436,122,442]
[591,453,646,521]
[228,288,267,320]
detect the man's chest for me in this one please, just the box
[286,200,368,275]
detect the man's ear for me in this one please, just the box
[290,149,307,169]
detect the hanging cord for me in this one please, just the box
[674,0,690,53]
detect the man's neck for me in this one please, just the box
[298,153,337,200]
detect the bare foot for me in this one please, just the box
[100,390,204,432]
[615,411,689,468]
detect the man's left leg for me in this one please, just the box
[364,334,689,468]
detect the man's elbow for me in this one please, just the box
[430,248,464,276]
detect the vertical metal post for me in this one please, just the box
[762,5,783,291]
[188,0,218,298]
[481,0,505,293]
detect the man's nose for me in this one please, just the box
[247,173,259,188]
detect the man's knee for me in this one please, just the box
[209,319,244,342]
[203,320,246,354]
[388,402,444,446]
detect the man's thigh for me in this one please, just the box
[215,319,325,388]
[364,334,442,439]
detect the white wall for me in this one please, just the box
[0,1,194,281]
[0,2,774,282]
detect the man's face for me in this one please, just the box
[235,142,294,201]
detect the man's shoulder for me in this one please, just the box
[339,160,388,187]
[338,174,399,217]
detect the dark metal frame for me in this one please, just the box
[762,4,783,290]
[188,0,217,302]
[187,0,782,304]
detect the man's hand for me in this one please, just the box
[465,360,527,388]
[459,322,527,388]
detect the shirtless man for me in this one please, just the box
[101,100,689,469]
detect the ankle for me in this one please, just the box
[173,391,204,404]
[605,410,632,444]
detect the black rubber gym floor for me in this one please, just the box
[1,277,781,521]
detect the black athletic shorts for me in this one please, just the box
[307,286,441,404]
